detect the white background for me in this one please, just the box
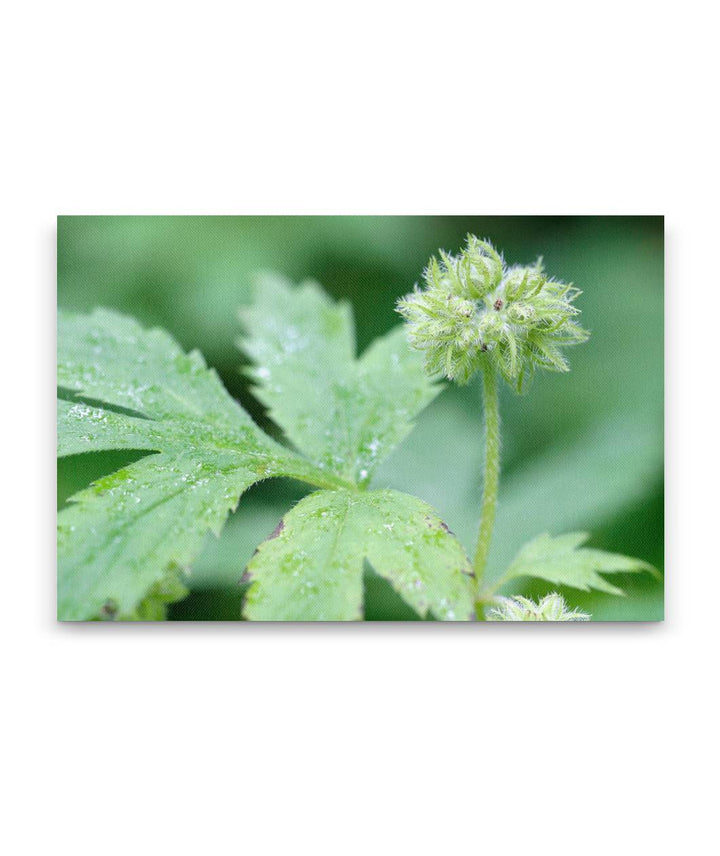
[1,1,716,854]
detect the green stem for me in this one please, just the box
[473,363,501,590]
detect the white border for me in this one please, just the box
[4,2,714,853]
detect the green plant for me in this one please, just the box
[57,238,657,621]
[398,236,657,617]
[487,593,590,622]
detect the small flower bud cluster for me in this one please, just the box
[397,235,589,388]
[487,593,590,621]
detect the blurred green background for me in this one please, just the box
[57,216,664,621]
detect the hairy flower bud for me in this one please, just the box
[396,235,589,389]
[487,593,590,621]
[397,286,485,384]
[460,236,504,298]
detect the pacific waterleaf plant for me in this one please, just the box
[397,235,658,617]
[57,239,657,621]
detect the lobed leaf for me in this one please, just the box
[57,308,343,620]
[238,274,441,485]
[59,308,247,424]
[243,488,475,621]
[58,398,162,456]
[501,532,658,596]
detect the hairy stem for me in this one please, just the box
[473,363,500,591]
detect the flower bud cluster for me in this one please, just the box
[487,593,590,621]
[397,235,589,388]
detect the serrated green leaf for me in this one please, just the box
[59,308,246,424]
[57,308,348,620]
[243,488,475,621]
[58,398,163,456]
[238,274,441,485]
[500,532,658,596]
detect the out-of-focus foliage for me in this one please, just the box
[58,216,663,620]
[498,532,657,596]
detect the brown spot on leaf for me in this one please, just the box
[439,520,454,535]
[239,570,252,586]
[269,519,285,539]
[494,298,503,311]
[100,600,118,620]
